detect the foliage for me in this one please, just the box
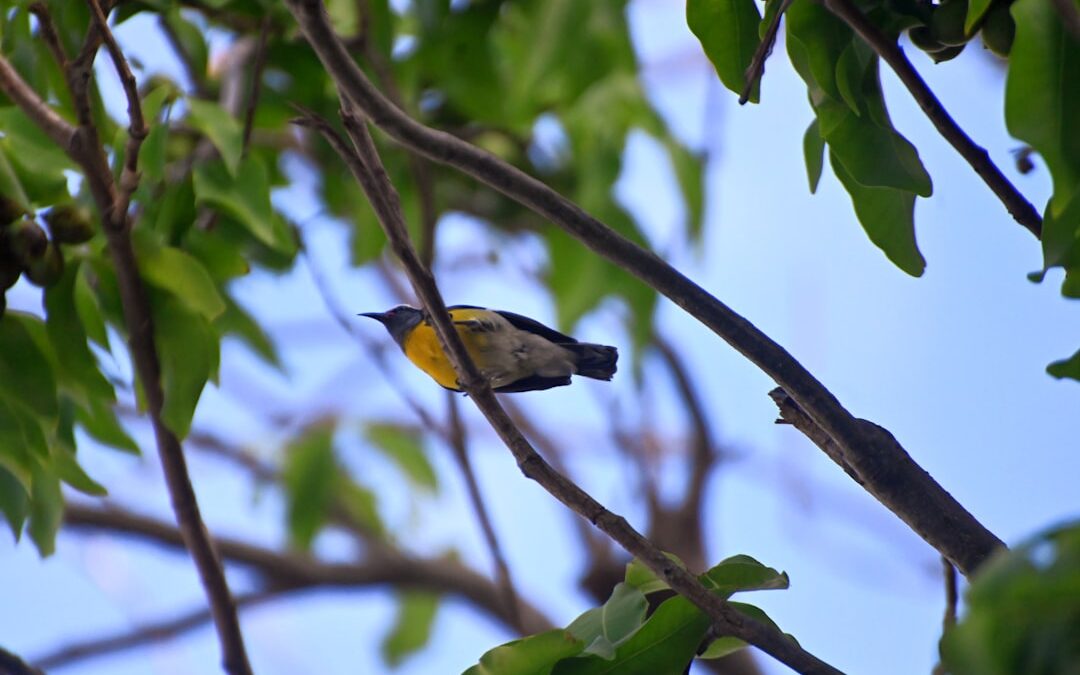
[688,0,1080,374]
[463,555,791,674]
[940,521,1080,675]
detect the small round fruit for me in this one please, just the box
[0,251,19,290]
[0,194,25,227]
[44,203,96,244]
[981,3,1015,56]
[5,218,48,263]
[23,242,64,287]
[930,43,966,63]
[931,0,971,46]
[910,25,948,53]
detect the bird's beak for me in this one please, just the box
[358,312,387,323]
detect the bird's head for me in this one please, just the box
[359,305,425,347]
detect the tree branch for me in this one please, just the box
[63,503,554,636]
[822,0,1043,238]
[283,0,1005,580]
[0,26,253,675]
[769,388,1001,575]
[292,106,843,674]
[740,0,793,105]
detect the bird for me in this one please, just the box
[360,305,618,393]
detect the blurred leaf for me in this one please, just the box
[699,554,790,597]
[0,312,59,418]
[215,296,281,368]
[565,583,648,659]
[163,9,208,83]
[50,443,107,496]
[139,123,169,185]
[74,262,111,350]
[382,592,440,666]
[76,398,140,455]
[0,107,75,204]
[831,152,925,276]
[365,423,437,492]
[153,293,220,438]
[659,137,705,239]
[803,118,825,193]
[0,142,31,213]
[28,464,63,556]
[0,396,48,491]
[964,0,993,32]
[0,465,28,540]
[134,235,227,321]
[194,157,295,254]
[1047,348,1080,381]
[186,98,243,175]
[553,595,708,675]
[339,479,384,538]
[941,521,1080,674]
[44,262,116,407]
[687,0,763,102]
[463,630,584,675]
[282,422,338,550]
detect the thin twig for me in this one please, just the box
[445,393,523,632]
[942,556,958,629]
[283,0,1005,581]
[87,0,148,223]
[293,105,843,675]
[241,16,273,157]
[34,591,279,671]
[740,0,793,104]
[822,0,1042,238]
[28,3,69,68]
[63,503,555,636]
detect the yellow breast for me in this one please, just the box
[401,308,495,390]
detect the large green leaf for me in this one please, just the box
[193,157,295,254]
[1005,0,1080,280]
[697,601,788,659]
[0,107,74,204]
[381,592,441,666]
[565,583,649,659]
[186,99,243,176]
[463,630,585,675]
[699,554,790,597]
[282,422,338,550]
[0,396,48,491]
[134,235,227,321]
[365,423,438,492]
[44,262,116,407]
[831,152,925,276]
[76,398,140,455]
[0,312,59,419]
[687,0,763,102]
[28,464,63,556]
[153,293,220,438]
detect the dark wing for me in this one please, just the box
[493,374,572,393]
[491,309,577,344]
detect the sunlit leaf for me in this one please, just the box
[463,630,584,675]
[699,554,790,597]
[565,583,649,659]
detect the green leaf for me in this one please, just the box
[186,99,243,175]
[365,423,437,492]
[463,630,585,675]
[785,0,854,105]
[133,235,227,321]
[76,398,140,455]
[0,397,49,491]
[339,480,384,538]
[624,555,685,595]
[965,0,994,33]
[553,595,709,675]
[660,137,706,239]
[0,142,31,213]
[1047,348,1080,381]
[803,118,825,193]
[139,123,169,185]
[194,157,295,253]
[381,592,440,666]
[0,312,59,418]
[0,107,74,203]
[153,293,219,438]
[699,554,790,598]
[28,464,63,557]
[831,151,926,276]
[74,263,110,350]
[283,422,338,550]
[0,465,28,540]
[566,583,649,658]
[50,443,107,496]
[687,0,763,102]
[215,296,281,368]
[44,262,116,407]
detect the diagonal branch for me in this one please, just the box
[822,0,1043,238]
[740,0,794,104]
[292,106,843,674]
[283,0,1004,579]
[0,22,252,675]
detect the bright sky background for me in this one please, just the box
[2,1,1078,674]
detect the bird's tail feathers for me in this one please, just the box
[566,343,618,380]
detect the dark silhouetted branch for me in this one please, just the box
[740,0,793,104]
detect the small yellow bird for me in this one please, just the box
[360,305,618,393]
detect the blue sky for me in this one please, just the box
[2,1,1078,674]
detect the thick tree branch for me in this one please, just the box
[769,388,1002,575]
[0,29,252,675]
[284,0,1005,580]
[822,0,1043,238]
[63,504,553,636]
[292,107,843,675]
[0,646,44,675]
